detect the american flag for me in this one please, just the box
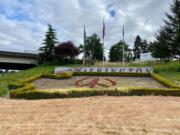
[84,24,86,39]
[123,25,125,38]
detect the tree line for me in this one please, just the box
[39,0,179,64]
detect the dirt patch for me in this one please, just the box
[0,96,180,135]
[34,76,166,90]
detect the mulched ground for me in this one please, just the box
[0,96,180,135]
[34,76,166,90]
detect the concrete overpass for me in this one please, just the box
[0,50,38,70]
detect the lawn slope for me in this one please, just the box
[0,61,179,96]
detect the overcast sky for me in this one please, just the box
[0,0,171,55]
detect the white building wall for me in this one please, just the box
[140,52,157,62]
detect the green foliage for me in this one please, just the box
[39,24,58,63]
[133,35,151,60]
[133,35,143,59]
[8,71,180,99]
[151,41,171,60]
[109,40,132,62]
[8,83,25,90]
[10,83,35,99]
[0,61,179,97]
[151,73,180,88]
[152,0,180,59]
[42,72,73,79]
[83,33,103,61]
[10,86,180,99]
[54,41,80,61]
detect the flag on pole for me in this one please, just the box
[122,25,125,65]
[123,25,125,38]
[102,18,105,66]
[103,19,105,39]
[84,24,86,39]
[83,24,86,66]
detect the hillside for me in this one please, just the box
[0,61,179,96]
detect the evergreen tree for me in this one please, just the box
[142,40,150,53]
[109,41,131,62]
[133,35,143,60]
[39,24,58,63]
[152,0,180,59]
[151,40,171,60]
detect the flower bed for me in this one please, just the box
[9,72,180,99]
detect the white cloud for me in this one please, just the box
[0,0,170,56]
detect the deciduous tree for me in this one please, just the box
[54,41,80,60]
[109,41,132,62]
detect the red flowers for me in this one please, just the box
[75,77,116,88]
[89,78,99,88]
[104,78,116,86]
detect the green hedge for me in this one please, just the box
[8,83,26,90]
[151,73,180,88]
[8,73,73,89]
[10,87,180,99]
[10,83,35,99]
[9,72,180,99]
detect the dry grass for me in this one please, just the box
[1,96,180,135]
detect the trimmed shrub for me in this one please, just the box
[19,74,43,83]
[10,83,35,99]
[10,87,180,99]
[42,72,73,79]
[9,72,180,99]
[8,83,25,90]
[150,73,180,88]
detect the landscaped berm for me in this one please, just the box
[0,61,180,135]
[9,67,180,99]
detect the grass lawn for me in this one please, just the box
[0,61,179,96]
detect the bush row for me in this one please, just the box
[8,72,180,99]
[150,73,180,88]
[10,87,180,99]
[8,72,73,90]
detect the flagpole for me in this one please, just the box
[122,25,125,66]
[102,18,105,66]
[83,24,86,66]
[103,36,105,66]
